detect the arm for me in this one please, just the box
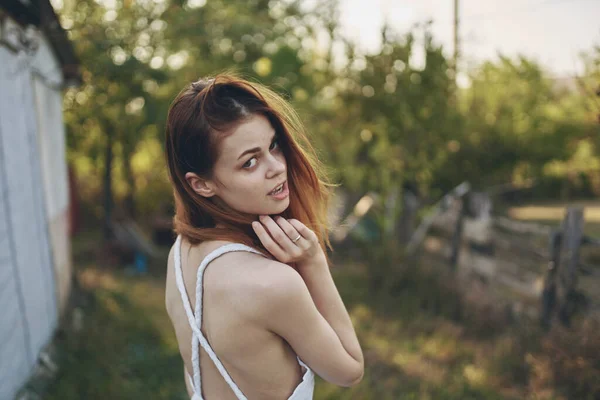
[297,253,364,373]
[252,216,364,386]
[256,261,363,387]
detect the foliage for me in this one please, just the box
[57,0,600,227]
[432,55,598,195]
[308,25,463,198]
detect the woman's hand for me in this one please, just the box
[251,215,325,268]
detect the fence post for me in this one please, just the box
[398,187,419,245]
[449,194,468,269]
[540,230,561,330]
[405,181,470,254]
[556,207,584,326]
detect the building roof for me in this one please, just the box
[1,0,81,85]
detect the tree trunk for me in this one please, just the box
[397,186,419,245]
[122,145,136,218]
[103,125,114,241]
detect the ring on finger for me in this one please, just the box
[292,234,302,243]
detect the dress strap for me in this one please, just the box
[174,235,205,395]
[174,235,265,399]
[173,236,203,339]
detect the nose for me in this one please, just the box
[266,153,286,179]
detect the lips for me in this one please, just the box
[268,181,286,195]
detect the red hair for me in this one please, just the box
[165,72,332,257]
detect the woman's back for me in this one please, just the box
[165,236,311,399]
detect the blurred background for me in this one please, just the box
[1,0,599,398]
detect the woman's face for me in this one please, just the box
[188,113,290,216]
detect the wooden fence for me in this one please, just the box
[412,186,600,330]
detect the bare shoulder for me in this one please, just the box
[248,260,306,297]
[166,238,306,316]
[234,257,309,318]
[165,238,234,311]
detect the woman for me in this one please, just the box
[164,73,363,400]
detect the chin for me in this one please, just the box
[260,198,290,216]
[235,194,291,217]
[272,201,290,215]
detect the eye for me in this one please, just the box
[242,138,279,169]
[242,157,257,169]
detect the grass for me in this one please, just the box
[45,247,188,399]
[41,227,599,400]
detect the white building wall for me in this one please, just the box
[31,32,73,314]
[31,33,69,219]
[0,148,31,400]
[0,25,61,399]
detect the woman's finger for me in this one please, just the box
[259,215,296,251]
[288,219,317,242]
[274,217,303,244]
[252,221,287,261]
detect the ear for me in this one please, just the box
[185,172,217,198]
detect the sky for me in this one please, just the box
[335,0,600,78]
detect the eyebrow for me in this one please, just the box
[237,132,277,161]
